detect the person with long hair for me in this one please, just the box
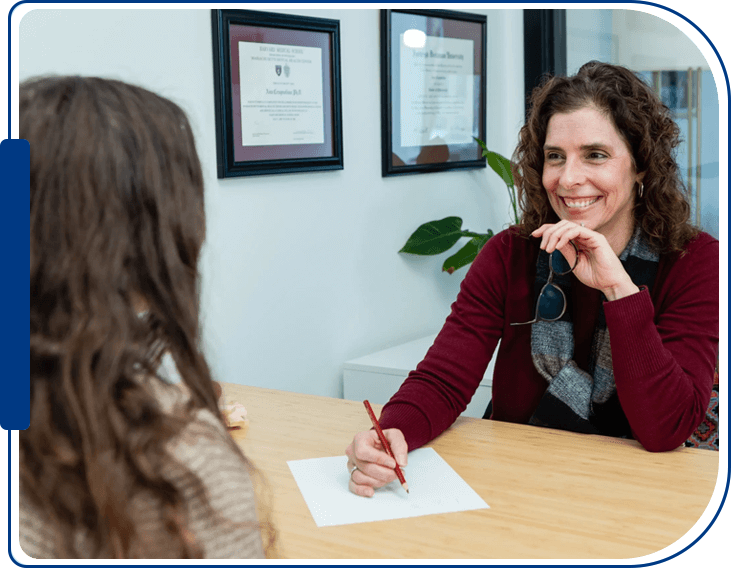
[345,61,719,497]
[24,76,275,557]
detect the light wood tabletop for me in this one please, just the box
[220,383,718,560]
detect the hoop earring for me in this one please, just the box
[637,182,644,199]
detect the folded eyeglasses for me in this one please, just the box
[511,241,579,326]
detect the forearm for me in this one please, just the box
[379,234,509,449]
[605,290,716,451]
[379,322,497,450]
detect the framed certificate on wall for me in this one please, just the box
[381,9,487,177]
[212,9,344,178]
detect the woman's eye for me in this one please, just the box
[588,152,607,160]
[545,153,562,161]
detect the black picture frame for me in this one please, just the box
[212,9,343,178]
[381,9,487,177]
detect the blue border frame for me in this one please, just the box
[0,0,731,566]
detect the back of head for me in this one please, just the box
[27,76,207,361]
[514,61,696,252]
[24,76,220,556]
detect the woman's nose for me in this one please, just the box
[560,157,585,188]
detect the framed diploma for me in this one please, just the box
[212,9,343,178]
[381,9,487,177]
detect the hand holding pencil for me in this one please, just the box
[345,404,409,498]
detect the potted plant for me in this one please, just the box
[399,140,520,273]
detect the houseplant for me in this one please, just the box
[399,139,520,273]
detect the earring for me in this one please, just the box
[637,182,644,199]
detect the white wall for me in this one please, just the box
[566,9,613,74]
[19,7,524,398]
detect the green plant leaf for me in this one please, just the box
[486,152,514,188]
[442,231,493,274]
[474,138,514,188]
[399,216,465,255]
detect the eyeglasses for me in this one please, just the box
[511,241,579,326]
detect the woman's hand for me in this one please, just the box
[532,221,640,301]
[345,428,408,497]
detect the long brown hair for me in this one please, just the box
[514,61,697,253]
[24,76,273,557]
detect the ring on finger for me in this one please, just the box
[349,464,360,481]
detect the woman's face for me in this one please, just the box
[541,106,643,252]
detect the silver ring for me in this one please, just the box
[580,222,585,228]
[349,465,359,481]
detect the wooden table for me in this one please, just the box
[221,383,718,559]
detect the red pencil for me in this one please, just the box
[363,400,409,494]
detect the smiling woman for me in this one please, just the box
[344,62,719,497]
[541,106,641,254]
[516,61,696,256]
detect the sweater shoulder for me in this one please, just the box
[684,231,718,254]
[476,227,531,261]
[660,231,718,272]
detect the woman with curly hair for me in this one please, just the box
[345,61,718,496]
[24,76,275,557]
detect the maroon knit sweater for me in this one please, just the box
[379,228,719,452]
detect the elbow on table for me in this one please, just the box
[630,394,712,452]
[633,424,696,452]
[636,436,684,453]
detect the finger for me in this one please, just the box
[536,226,554,251]
[383,429,408,467]
[557,240,579,267]
[544,221,581,253]
[543,224,570,253]
[349,477,375,498]
[554,227,583,253]
[352,430,397,469]
[534,221,572,251]
[346,446,391,487]
[352,461,398,486]
[531,224,556,250]
[344,442,355,462]
[530,223,554,238]
[530,225,550,238]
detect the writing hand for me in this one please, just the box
[345,428,408,497]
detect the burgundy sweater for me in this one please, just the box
[379,229,719,452]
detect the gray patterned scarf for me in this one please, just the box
[529,226,660,435]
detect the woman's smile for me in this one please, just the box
[560,196,601,209]
[542,106,643,253]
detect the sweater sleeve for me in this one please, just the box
[162,411,266,558]
[605,235,719,452]
[378,230,510,449]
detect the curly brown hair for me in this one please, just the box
[25,76,274,557]
[513,60,697,253]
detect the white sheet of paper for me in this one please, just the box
[287,447,489,527]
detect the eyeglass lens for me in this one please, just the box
[510,242,578,326]
[536,282,566,321]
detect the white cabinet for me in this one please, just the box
[343,334,494,419]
